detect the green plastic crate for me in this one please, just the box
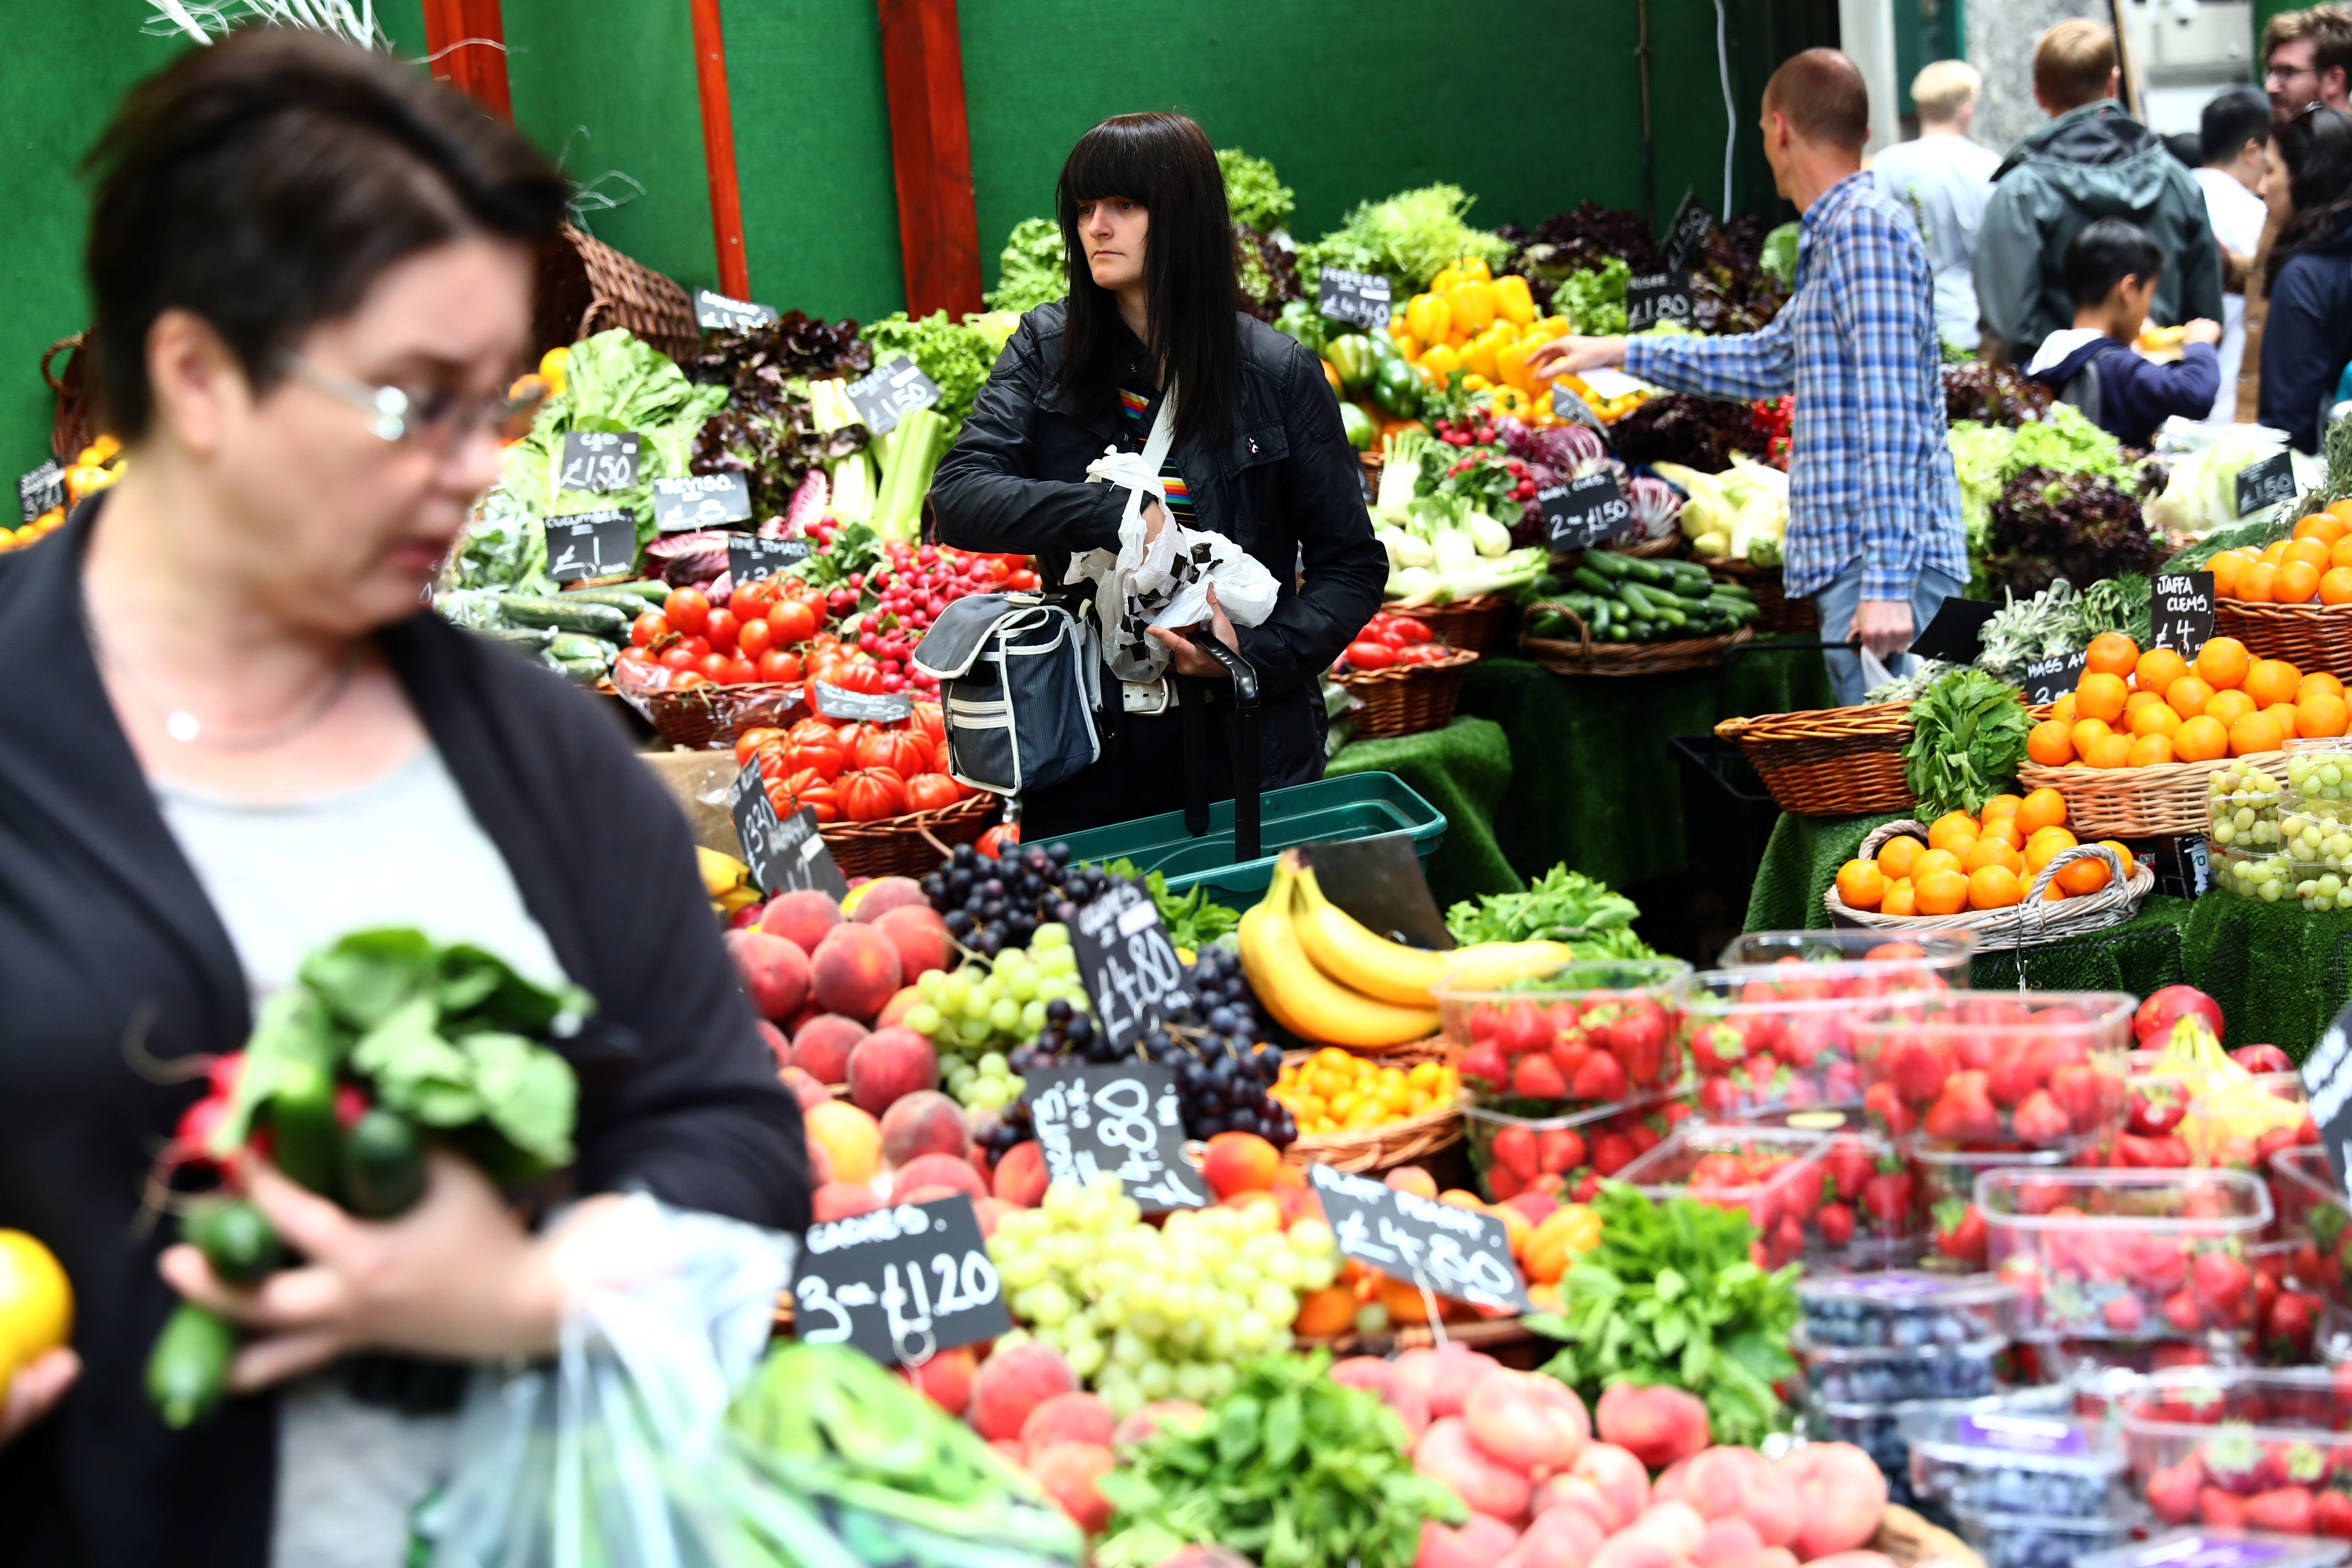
[1049,771,1445,909]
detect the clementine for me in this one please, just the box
[2279,561,2323,605]
[1876,833,1925,881]
[2074,672,2129,722]
[2051,692,2079,725]
[2127,733,2176,767]
[1914,868,1970,916]
[2085,632,2139,677]
[1981,792,2024,820]
[2246,659,2305,707]
[1882,879,1918,917]
[1967,864,2024,909]
[2056,856,2112,896]
[1836,860,1884,910]
[1910,848,1963,882]
[2016,787,2068,835]
[2301,692,2352,738]
[2084,733,2134,768]
[2212,550,2252,595]
[2230,711,2285,756]
[1927,811,1980,852]
[2174,714,2230,762]
[2204,689,2256,729]
[2324,568,2352,606]
[2026,718,2074,766]
[2197,637,2252,690]
[2304,672,2347,701]
[2127,701,2181,737]
[2166,675,2216,718]
[2239,562,2280,602]
[1963,837,2024,874]
[2334,534,2352,571]
[2024,826,2079,871]
[1977,816,2025,849]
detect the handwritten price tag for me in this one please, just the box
[1308,1164,1530,1312]
[811,682,913,723]
[545,508,637,582]
[2019,649,2087,706]
[1317,266,1394,332]
[1068,881,1191,1053]
[18,460,63,523]
[729,534,814,586]
[2235,452,2297,518]
[790,1196,1009,1364]
[557,430,641,495]
[696,288,779,332]
[2152,572,2215,655]
[844,356,944,437]
[1024,1064,1205,1211]
[1625,272,1694,333]
[728,764,848,900]
[1541,471,1634,552]
[651,472,752,533]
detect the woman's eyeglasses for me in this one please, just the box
[278,353,545,448]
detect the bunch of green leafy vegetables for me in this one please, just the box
[1986,465,2161,601]
[1094,1352,1460,1568]
[1554,258,1631,337]
[220,930,587,1186]
[860,311,1002,431]
[1948,403,2143,561]
[1093,858,1242,950]
[1445,864,1649,956]
[1217,147,1294,233]
[985,217,1070,314]
[1902,667,2033,817]
[1296,184,1511,301]
[1526,1184,1798,1451]
[503,329,728,545]
[2076,573,2153,649]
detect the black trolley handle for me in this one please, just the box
[1177,638,1262,863]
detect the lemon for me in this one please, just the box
[0,1231,72,1374]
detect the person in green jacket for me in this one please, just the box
[1974,19,2225,364]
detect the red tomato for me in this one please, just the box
[832,662,886,695]
[663,587,710,635]
[837,767,910,822]
[854,729,930,777]
[729,580,780,621]
[977,822,1021,859]
[615,645,655,674]
[766,778,838,823]
[697,652,731,681]
[733,728,786,766]
[659,645,699,671]
[787,740,845,782]
[1008,570,1040,591]
[757,648,803,684]
[1387,617,1434,645]
[906,772,962,811]
[1396,644,1449,665]
[704,607,741,654]
[1345,640,1398,670]
[909,700,945,741]
[737,617,774,662]
[766,599,818,645]
[630,611,668,648]
[721,656,758,685]
[671,671,712,688]
[787,718,840,747]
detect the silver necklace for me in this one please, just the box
[94,633,362,752]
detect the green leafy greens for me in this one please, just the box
[1296,184,1511,301]
[1554,259,1631,337]
[1902,666,2032,818]
[1217,147,1294,233]
[503,328,727,545]
[1092,859,1242,950]
[985,217,1070,314]
[859,311,1000,432]
[1445,864,1654,959]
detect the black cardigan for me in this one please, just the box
[0,507,810,1567]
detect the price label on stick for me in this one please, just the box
[790,1195,1009,1364]
[1549,383,1605,433]
[1308,1164,1531,1313]
[812,681,913,723]
[1024,1064,1205,1211]
[557,430,641,495]
[1317,266,1394,333]
[1541,471,1634,552]
[730,534,814,586]
[545,508,637,582]
[2305,1006,2352,1192]
[1660,188,1716,277]
[2152,571,2216,655]
[1908,596,1999,664]
[2019,649,2087,706]
[1624,272,1694,334]
[1068,881,1191,1053]
[844,356,943,437]
[696,288,779,332]
[651,472,753,533]
[2235,451,2297,518]
[729,764,849,901]
[18,460,63,522]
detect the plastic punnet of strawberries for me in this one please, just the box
[1616,1125,1917,1270]
[1472,1094,1691,1206]
[1850,992,2136,1151]
[2128,1367,2352,1535]
[1447,974,1684,1104]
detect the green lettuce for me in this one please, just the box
[1555,260,1630,337]
[1216,147,1294,232]
[502,328,726,544]
[860,311,1000,430]
[985,216,1069,314]
[1297,184,1511,300]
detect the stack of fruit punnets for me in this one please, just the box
[1617,1122,1916,1270]
[2214,739,2352,908]
[1460,1091,1690,1208]
[2268,1146,2352,1336]
[1437,958,1688,1104]
[2124,1366,2352,1536]
[1900,1406,2137,1567]
[1848,991,2134,1152]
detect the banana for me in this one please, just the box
[1436,940,1583,992]
[1290,862,1456,1004]
[1239,855,1440,1047]
[697,845,751,899]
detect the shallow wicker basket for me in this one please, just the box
[1388,592,1511,654]
[2213,597,2352,669]
[1872,1504,1984,1568]
[1278,1040,1463,1173]
[1330,648,1477,738]
[42,333,98,464]
[533,225,701,365]
[1520,615,1751,677]
[2016,748,2288,838]
[1716,701,1915,816]
[1825,819,2153,939]
[819,790,998,878]
[1698,554,1819,636]
[638,682,806,751]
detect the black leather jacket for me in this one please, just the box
[931,303,1387,720]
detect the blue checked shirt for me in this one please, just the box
[1625,172,1966,602]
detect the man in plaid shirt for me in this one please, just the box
[1533,49,1966,706]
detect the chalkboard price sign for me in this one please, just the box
[728,763,849,901]
[845,356,944,437]
[1550,383,1605,433]
[1308,1164,1530,1312]
[1541,471,1634,552]
[1068,881,1191,1052]
[1317,266,1394,333]
[729,534,815,586]
[18,460,63,523]
[2152,571,2216,656]
[1024,1064,1205,1211]
[545,508,637,582]
[1661,191,1716,277]
[1625,272,1694,334]
[811,681,913,723]
[651,472,753,533]
[2236,452,2298,518]
[557,430,641,495]
[2019,649,2088,706]
[696,288,780,332]
[790,1196,1009,1365]
[2301,1003,2352,1192]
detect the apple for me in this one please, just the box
[2133,985,2223,1046]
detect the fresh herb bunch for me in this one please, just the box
[1903,667,2032,818]
[987,217,1070,315]
[1986,465,2161,600]
[1093,858,1242,950]
[1446,865,1654,958]
[1094,1352,1461,1568]
[1976,579,2091,681]
[2076,573,2153,649]
[1527,1185,1798,1451]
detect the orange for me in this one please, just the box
[2167,676,2216,718]
[2212,550,2252,595]
[2268,701,2303,733]
[2128,701,2182,738]
[2283,561,2325,604]
[1963,837,2023,874]
[2056,856,2112,896]
[2205,689,2257,729]
[2264,539,2293,566]
[1876,833,1925,881]
[2174,714,2230,761]
[1882,878,1918,917]
[2246,659,2306,707]
[2084,733,2134,768]
[1910,848,1963,882]
[2334,535,2352,571]
[2239,562,2280,602]
[2075,672,2129,722]
[2323,568,2352,606]
[1927,810,1981,852]
[2305,672,2347,700]
[2332,497,2352,520]
[2128,733,2176,767]
[2300,692,2352,737]
[2043,880,2068,902]
[2297,512,2348,544]
[2086,632,2140,677]
[2230,711,2284,756]
[2069,718,2114,756]
[2050,692,2079,725]
[2099,840,2136,874]
[1836,859,1885,910]
[1968,864,2024,909]
[2017,787,2068,835]
[1914,868,1970,916]
[2025,827,2079,872]
[2026,718,2075,766]
[1977,816,2025,850]
[2287,537,2332,573]
[2198,637,2252,690]
[1981,793,2024,820]
[2136,646,2192,694]
[2126,688,2167,714]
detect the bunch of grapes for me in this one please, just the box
[987,1174,1340,1417]
[944,1051,1024,1114]
[901,926,1089,1053]
[923,842,1082,957]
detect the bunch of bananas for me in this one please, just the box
[1238,849,1578,1048]
[698,846,762,921]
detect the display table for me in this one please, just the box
[1324,717,1516,911]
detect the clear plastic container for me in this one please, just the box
[2183,1074,2316,1170]
[1976,1168,2274,1340]
[1903,1405,2129,1516]
[2211,847,2352,910]
[1717,928,1977,974]
[2125,1051,2199,1161]
[2211,760,2286,812]
[2211,793,2285,852]
[1797,1269,2021,1346]
[1616,1122,1905,1269]
[1802,1385,2071,1506]
[1905,1136,2092,1272]
[2285,738,2352,802]
[1849,992,2135,1150]
[1435,957,1689,1105]
[2268,1145,2352,1317]
[1793,1329,2010,1403]
[1678,942,1968,1117]
[2277,803,2352,868]
[2121,1368,2352,1536]
[2078,1531,2352,1568]
[1458,1087,1689,1204]
[2250,1239,2329,1366]
[1950,1506,2138,1568]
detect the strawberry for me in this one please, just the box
[1862,1169,1913,1230]
[1771,1211,1806,1267]
[1863,1080,1917,1137]
[2103,1292,2146,1332]
[1569,1171,1601,1203]
[1590,1132,1634,1176]
[2195,1250,2254,1324]
[2127,1235,2189,1296]
[1779,1159,1826,1218]
[2146,1457,2205,1524]
[2315,1489,2352,1539]
[2163,1288,2203,1333]
[2049,1062,2105,1133]
[1690,1152,1749,1191]
[1549,1040,1591,1084]
[1490,1124,1539,1181]
[2203,1425,2267,1496]
[1496,999,1552,1058]
[1512,1053,1568,1099]
[2268,1439,2332,1490]
[1625,1123,1661,1156]
[1823,1143,1874,1200]
[2132,1085,2188,1136]
[1882,1032,1957,1104]
[1923,1071,2000,1142]
[1776,1013,1839,1069]
[2247,1487,2317,1534]
[2011,1087,2072,1144]
[1816,1201,1856,1247]
[1570,1050,1629,1102]
[1689,1020,1746,1076]
[2201,1487,2249,1528]
[1538,1127,1586,1175]
[1697,1076,1743,1117]
[1607,1001,1670,1084]
[2269,1292,2319,1361]
[2016,1177,2066,1216]
[1933,1198,1988,1264]
[1738,1011,1785,1058]
[1458,1040,1509,1090]
[1986,1048,2044,1107]
[1485,1163,1524,1200]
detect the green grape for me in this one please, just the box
[1065,1336,1105,1380]
[1033,922,1069,948]
[939,974,971,1012]
[989,998,1022,1032]
[1135,1360,1175,1400]
[906,1003,944,1037]
[979,1051,1009,1076]
[1174,1362,1219,1404]
[1020,1000,1048,1036]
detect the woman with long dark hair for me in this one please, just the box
[931,112,1385,838]
[2259,105,2352,448]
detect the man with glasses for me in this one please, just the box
[2264,6,2352,121]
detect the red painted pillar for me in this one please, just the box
[876,0,983,319]
[419,0,512,122]
[688,0,753,301]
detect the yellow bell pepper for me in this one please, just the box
[1405,292,1451,346]
[1493,272,1536,327]
[1533,314,1573,341]
[1447,281,1496,336]
[1490,385,1534,418]
[1430,264,1465,294]
[1455,255,1492,283]
[1420,343,1462,378]
[1391,332,1422,363]
[1460,330,1503,384]
[1496,337,1538,396]
[1461,373,1493,392]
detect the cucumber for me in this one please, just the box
[148,1302,238,1429]
[548,657,608,684]
[1527,610,1569,640]
[1531,573,1563,598]
[479,626,555,650]
[1589,600,1612,635]
[1557,592,1599,617]
[546,634,616,663]
[264,1060,342,1202]
[1616,555,1668,586]
[183,1197,283,1287]
[1620,582,1686,626]
[1581,549,1630,579]
[559,586,664,617]
[341,1110,427,1220]
[1572,567,1615,597]
[502,595,629,637]
[1708,579,1757,599]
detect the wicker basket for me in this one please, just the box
[1716,702,1915,816]
[41,333,99,465]
[1611,532,1681,560]
[1698,554,1819,636]
[1388,593,1512,654]
[1330,649,1477,738]
[1825,819,2153,938]
[639,682,807,751]
[1872,1504,1984,1568]
[2016,748,2288,837]
[1278,1041,1463,1173]
[819,790,999,878]
[534,225,701,366]
[1519,615,1751,677]
[2213,597,2352,670]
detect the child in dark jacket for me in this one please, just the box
[2026,217,2221,447]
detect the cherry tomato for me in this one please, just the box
[660,644,700,671]
[630,611,668,648]
[737,617,774,662]
[664,587,710,635]
[767,599,818,645]
[758,648,803,684]
[679,636,711,660]
[697,652,731,681]
[704,607,740,654]
[1345,639,1398,670]
[1387,617,1434,645]
[976,822,1021,859]
[722,656,758,685]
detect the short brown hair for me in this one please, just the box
[1764,48,1870,152]
[2035,20,2118,112]
[2263,6,2352,89]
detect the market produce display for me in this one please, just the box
[2210,501,2352,605]
[1833,789,2132,916]
[1525,548,1759,646]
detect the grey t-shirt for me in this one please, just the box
[154,744,568,1568]
[1871,132,2003,350]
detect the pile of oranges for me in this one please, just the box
[1834,788,2133,916]
[2023,633,2348,771]
[2210,502,2352,604]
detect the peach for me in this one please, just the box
[993,1140,1050,1207]
[1464,1369,1590,1474]
[1738,1471,1798,1548]
[813,923,904,1021]
[846,1025,938,1115]
[757,1018,792,1069]
[1386,1164,1440,1199]
[778,1064,831,1110]
[873,903,952,981]
[1798,1558,1898,1568]
[1202,1131,1282,1199]
[812,1181,882,1222]
[727,929,812,1019]
[1596,1383,1708,1469]
[1568,1443,1649,1531]
[1585,1538,1680,1568]
[1695,1516,1762,1568]
[1629,1500,1706,1559]
[1029,1440,1115,1534]
[968,1341,1077,1443]
[876,984,925,1030]
[890,1152,989,1203]
[760,888,843,956]
[802,1100,882,1184]
[904,1345,975,1415]
[1755,1551,1797,1568]
[791,1014,869,1083]
[852,876,931,922]
[1667,1447,1764,1522]
[1505,1189,1560,1227]
[1151,1551,1253,1568]
[971,1195,1010,1237]
[1330,1354,1430,1440]
[1494,1505,1600,1568]
[1021,1390,1115,1452]
[881,1089,969,1166]
[1111,1399,1205,1448]
[806,1136,833,1188]
[989,1437,1027,1467]
[1416,1416,1533,1524]
[1530,1474,1617,1536]
[1777,1444,1885,1562]
[1395,1344,1502,1420]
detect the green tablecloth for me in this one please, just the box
[1324,716,1515,911]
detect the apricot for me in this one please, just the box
[1385,1164,1441,1199]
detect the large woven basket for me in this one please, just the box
[2213,598,2352,669]
[1716,702,1915,816]
[1825,819,2152,939]
[534,225,700,366]
[1330,649,1477,738]
[1698,555,1819,636]
[819,790,998,878]
[1520,616,1751,677]
[2016,749,2289,838]
[1388,593,1511,654]
[1278,1041,1463,1174]
[41,333,99,464]
[638,682,807,751]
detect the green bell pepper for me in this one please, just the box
[1324,333,1378,398]
[1370,356,1424,420]
[1337,400,1375,451]
[1274,300,1326,355]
